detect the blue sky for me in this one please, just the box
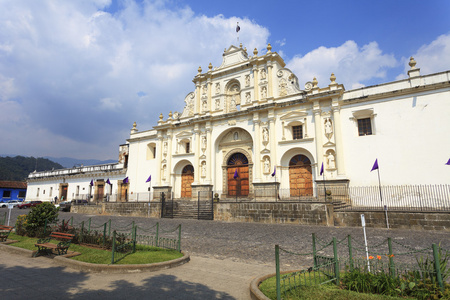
[0,0,449,160]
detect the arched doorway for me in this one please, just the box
[181,165,194,198]
[289,155,313,196]
[227,153,249,197]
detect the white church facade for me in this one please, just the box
[27,44,450,203]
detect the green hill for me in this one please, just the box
[0,156,64,181]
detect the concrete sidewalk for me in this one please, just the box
[0,250,273,300]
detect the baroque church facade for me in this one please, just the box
[27,44,450,202]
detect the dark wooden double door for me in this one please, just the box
[227,153,249,197]
[289,155,313,196]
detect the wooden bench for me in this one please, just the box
[34,232,75,257]
[0,225,14,242]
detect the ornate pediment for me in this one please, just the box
[276,68,301,97]
[219,128,252,147]
[180,92,195,118]
[176,130,192,138]
[280,110,308,121]
[217,45,249,69]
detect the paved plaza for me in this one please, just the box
[1,208,449,299]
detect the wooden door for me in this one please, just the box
[227,153,249,197]
[289,155,313,196]
[120,184,128,202]
[61,185,68,201]
[96,184,104,202]
[181,165,194,198]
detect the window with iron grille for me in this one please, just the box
[357,118,372,136]
[293,125,303,140]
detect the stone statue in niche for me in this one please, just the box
[230,95,236,109]
[245,92,251,104]
[163,142,168,155]
[202,84,207,95]
[263,157,270,174]
[215,83,220,94]
[245,75,250,87]
[173,111,180,119]
[261,86,267,99]
[202,136,207,150]
[324,118,333,140]
[215,99,220,110]
[263,127,269,143]
[260,68,266,80]
[202,100,207,112]
[327,152,336,169]
[201,161,206,177]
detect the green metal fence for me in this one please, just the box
[274,233,449,299]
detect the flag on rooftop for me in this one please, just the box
[146,175,151,183]
[371,159,379,172]
[236,22,240,32]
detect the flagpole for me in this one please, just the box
[323,171,327,201]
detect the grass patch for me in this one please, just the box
[7,233,183,265]
[259,273,405,300]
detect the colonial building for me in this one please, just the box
[27,44,450,202]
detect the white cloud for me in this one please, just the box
[287,41,398,89]
[0,0,269,159]
[402,33,450,75]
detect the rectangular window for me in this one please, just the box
[37,188,40,197]
[185,142,190,153]
[3,191,11,198]
[293,125,303,140]
[50,187,53,197]
[76,185,80,196]
[18,191,26,198]
[357,118,372,136]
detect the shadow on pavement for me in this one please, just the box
[0,263,235,300]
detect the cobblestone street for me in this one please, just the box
[4,208,449,270]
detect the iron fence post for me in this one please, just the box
[333,237,340,285]
[108,219,111,237]
[275,244,281,300]
[312,233,317,267]
[177,224,181,252]
[111,230,116,264]
[133,226,137,253]
[432,243,444,292]
[388,237,395,277]
[155,222,159,247]
[348,235,354,271]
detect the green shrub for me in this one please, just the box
[15,214,28,236]
[24,202,58,237]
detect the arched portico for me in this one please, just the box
[215,127,254,197]
[280,148,316,197]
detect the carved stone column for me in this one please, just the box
[207,79,212,112]
[156,133,163,185]
[193,124,201,183]
[206,122,212,183]
[253,66,259,101]
[167,129,173,186]
[332,102,345,175]
[195,82,201,115]
[267,61,273,98]
[268,109,277,171]
[253,113,261,181]
[313,102,323,176]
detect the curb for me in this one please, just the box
[250,269,301,300]
[0,242,190,274]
